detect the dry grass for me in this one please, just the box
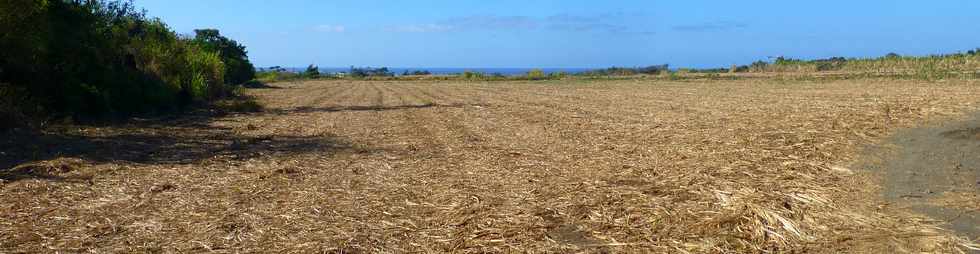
[1,78,979,253]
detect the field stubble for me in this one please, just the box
[1,78,979,253]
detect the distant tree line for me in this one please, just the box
[733,50,980,73]
[578,65,670,76]
[0,0,256,125]
[455,69,566,80]
[255,66,305,82]
[349,67,394,78]
[402,70,432,76]
[256,66,407,81]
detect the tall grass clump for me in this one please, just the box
[255,66,303,82]
[748,52,980,76]
[0,0,255,126]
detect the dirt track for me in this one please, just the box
[2,78,979,252]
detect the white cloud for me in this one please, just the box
[314,25,346,33]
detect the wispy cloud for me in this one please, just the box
[389,15,537,33]
[672,21,748,32]
[389,13,652,35]
[314,24,346,33]
[545,13,629,33]
[546,13,603,23]
[387,24,455,33]
[445,15,538,30]
[548,22,628,33]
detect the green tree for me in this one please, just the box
[304,64,320,79]
[193,29,256,85]
[0,0,251,123]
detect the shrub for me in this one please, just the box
[304,64,321,79]
[0,0,255,121]
[462,70,486,79]
[193,29,256,85]
[550,71,567,79]
[578,65,669,76]
[349,67,394,78]
[402,70,432,76]
[748,51,980,74]
[526,69,546,80]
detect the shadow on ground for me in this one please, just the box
[0,111,354,182]
[269,103,491,115]
[242,80,283,89]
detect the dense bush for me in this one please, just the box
[526,69,546,80]
[549,71,567,79]
[0,0,255,124]
[462,70,485,79]
[255,67,303,82]
[349,67,394,78]
[579,65,670,76]
[303,64,321,79]
[193,29,256,85]
[401,70,432,76]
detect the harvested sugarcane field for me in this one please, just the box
[4,1,980,253]
[2,77,979,253]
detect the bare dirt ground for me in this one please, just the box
[2,78,979,253]
[863,111,980,244]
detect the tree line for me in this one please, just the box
[733,50,980,73]
[0,0,256,126]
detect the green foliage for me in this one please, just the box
[193,29,256,85]
[303,64,320,79]
[0,0,254,122]
[349,67,394,78]
[579,65,670,76]
[255,66,303,82]
[462,70,485,79]
[401,70,432,76]
[0,0,255,122]
[526,69,546,80]
[752,51,980,74]
[549,71,568,79]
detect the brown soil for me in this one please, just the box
[1,78,979,253]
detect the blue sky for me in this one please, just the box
[137,0,980,68]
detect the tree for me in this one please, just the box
[304,64,320,79]
[193,29,256,85]
[0,0,244,120]
[349,66,394,78]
